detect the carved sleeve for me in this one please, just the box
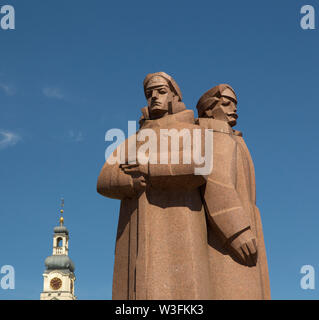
[148,161,207,190]
[201,132,251,242]
[97,161,136,200]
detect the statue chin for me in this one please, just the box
[227,116,237,127]
[149,107,168,119]
[228,119,237,127]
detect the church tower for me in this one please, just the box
[40,199,76,300]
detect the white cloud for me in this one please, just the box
[0,130,21,149]
[43,87,64,100]
[68,130,83,142]
[0,83,16,96]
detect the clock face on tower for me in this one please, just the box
[50,277,62,290]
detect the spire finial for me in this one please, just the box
[59,197,64,226]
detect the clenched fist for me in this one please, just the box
[229,229,258,266]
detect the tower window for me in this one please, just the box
[57,237,63,247]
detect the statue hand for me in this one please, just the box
[133,175,147,194]
[120,163,148,176]
[229,229,258,266]
[120,163,148,193]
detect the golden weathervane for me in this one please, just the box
[59,197,64,226]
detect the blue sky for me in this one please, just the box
[0,0,319,299]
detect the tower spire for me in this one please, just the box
[59,197,64,226]
[40,198,76,300]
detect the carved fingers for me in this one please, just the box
[240,238,258,267]
[120,164,148,193]
[121,163,140,175]
[230,230,258,267]
[133,175,147,193]
[120,163,148,176]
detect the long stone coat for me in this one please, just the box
[97,110,271,300]
[97,109,214,299]
[198,118,271,299]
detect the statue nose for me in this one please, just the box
[152,91,159,99]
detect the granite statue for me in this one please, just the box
[97,73,270,300]
[196,84,271,299]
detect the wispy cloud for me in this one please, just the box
[68,130,83,142]
[0,130,21,149]
[42,87,64,100]
[0,83,16,96]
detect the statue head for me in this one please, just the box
[196,84,238,127]
[143,72,182,120]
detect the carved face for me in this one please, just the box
[204,88,238,127]
[145,76,172,119]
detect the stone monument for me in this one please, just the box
[97,73,270,300]
[196,84,270,299]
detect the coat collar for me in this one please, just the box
[141,109,195,129]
